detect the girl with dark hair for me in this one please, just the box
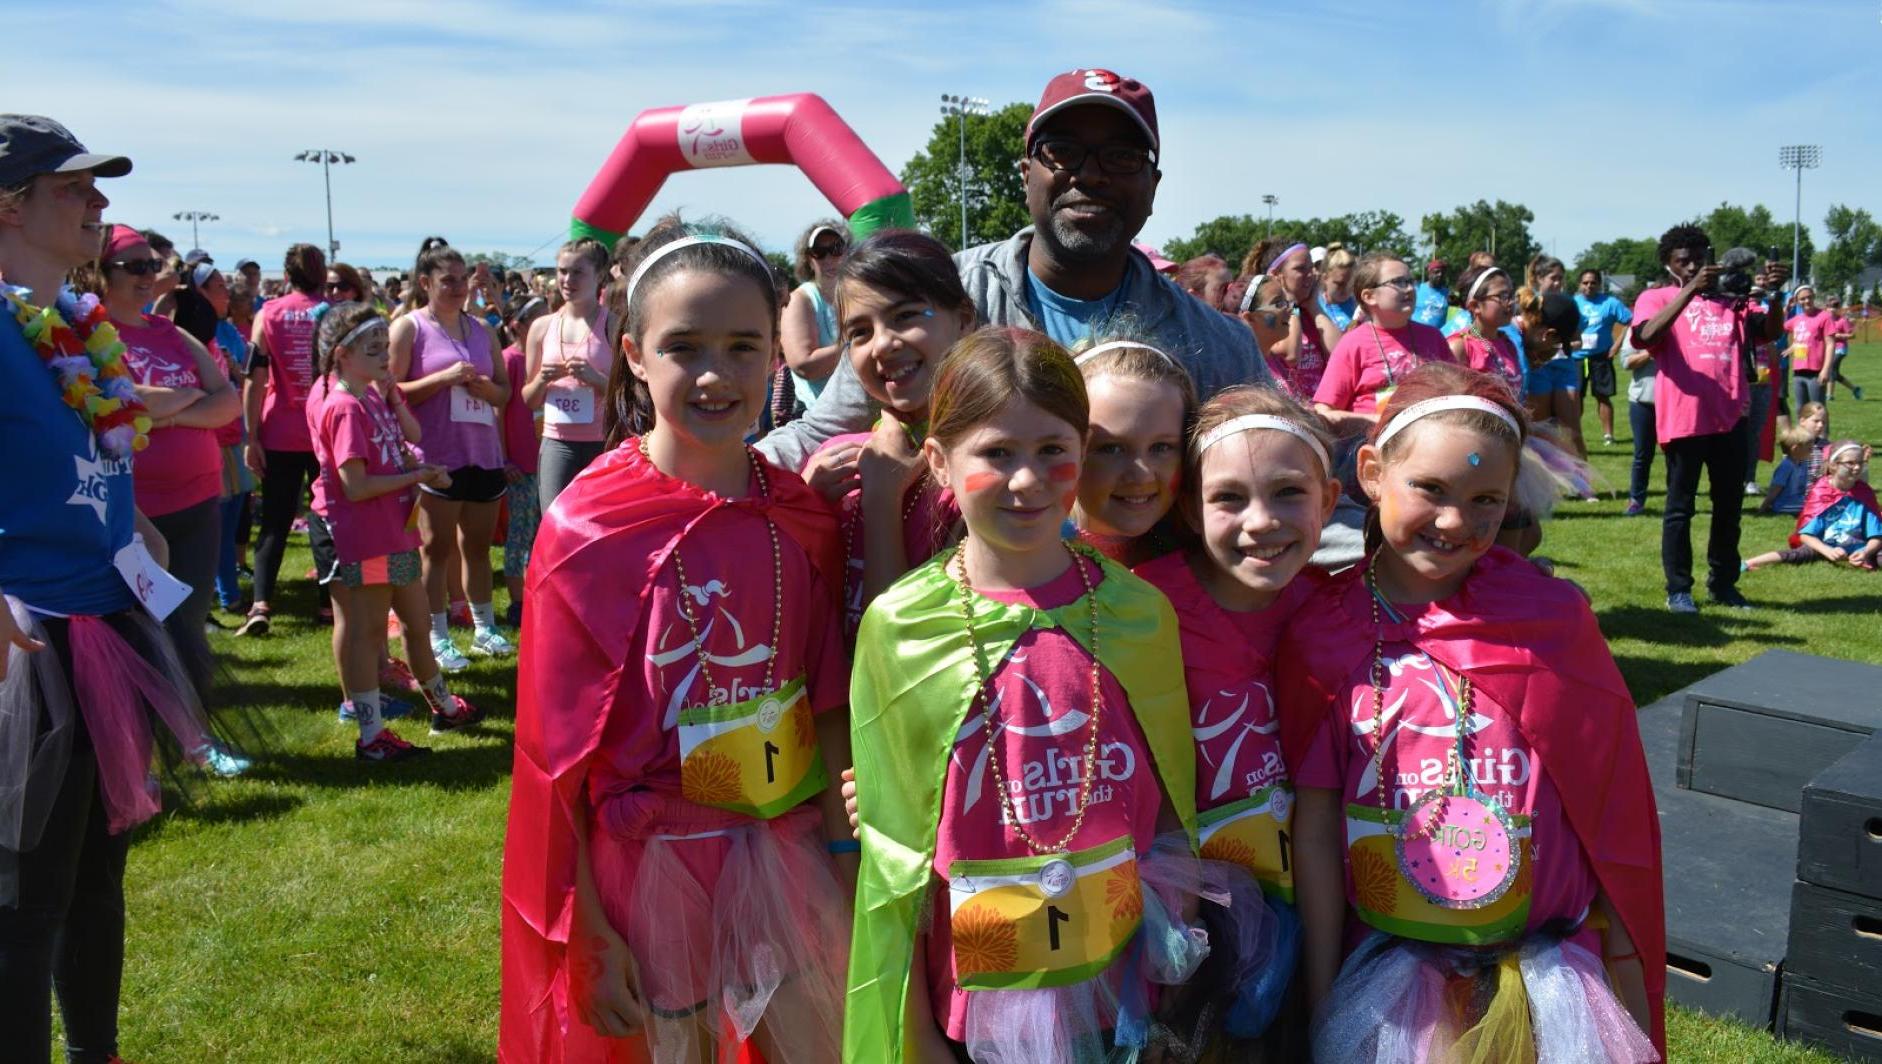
[800,229,976,638]
[846,328,1216,1063]
[1282,363,1663,1062]
[325,261,367,305]
[523,237,612,507]
[238,241,327,636]
[388,240,512,670]
[174,258,256,617]
[100,226,239,694]
[503,217,853,1063]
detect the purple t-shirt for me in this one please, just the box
[406,309,504,471]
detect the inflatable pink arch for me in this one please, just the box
[569,93,914,249]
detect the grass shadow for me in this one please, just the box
[1612,655,1732,706]
[1596,605,1802,648]
[1776,593,1882,615]
[249,737,514,793]
[136,791,306,840]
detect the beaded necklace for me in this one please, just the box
[954,540,1104,855]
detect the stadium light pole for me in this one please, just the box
[171,210,219,251]
[294,149,356,259]
[1261,194,1278,238]
[1779,145,1820,284]
[939,95,990,249]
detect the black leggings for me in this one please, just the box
[250,449,320,605]
[0,619,133,1064]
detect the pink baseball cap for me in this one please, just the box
[103,223,147,260]
[1026,69,1159,154]
[1133,242,1177,273]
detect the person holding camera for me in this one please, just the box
[1631,225,1787,613]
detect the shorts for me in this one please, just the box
[418,464,507,504]
[1583,355,1617,399]
[306,510,341,585]
[337,549,421,588]
[1525,357,1580,398]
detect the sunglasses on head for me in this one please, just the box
[109,259,165,277]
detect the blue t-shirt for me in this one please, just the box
[0,289,137,615]
[1319,294,1358,332]
[214,319,249,370]
[1023,269,1123,348]
[1766,458,1809,514]
[1413,283,1450,329]
[1573,294,1632,359]
[1800,496,1882,550]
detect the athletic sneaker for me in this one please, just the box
[469,626,513,657]
[1603,433,1616,446]
[429,694,486,735]
[195,743,252,778]
[1666,592,1699,614]
[379,656,419,692]
[1744,482,1761,496]
[432,637,470,673]
[236,609,271,637]
[1855,385,1866,401]
[1624,500,1646,516]
[356,728,429,763]
[337,697,414,724]
[1711,586,1753,610]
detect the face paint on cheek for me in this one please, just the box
[963,471,1005,496]
[1047,462,1079,483]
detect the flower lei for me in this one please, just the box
[2,285,150,460]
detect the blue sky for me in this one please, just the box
[8,0,1876,272]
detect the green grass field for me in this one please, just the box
[111,346,1882,1062]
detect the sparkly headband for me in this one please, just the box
[1376,395,1521,450]
[626,235,769,302]
[1197,413,1330,473]
[1465,267,1506,305]
[1266,242,1308,274]
[338,316,387,349]
[1074,339,1176,368]
[1238,280,1261,314]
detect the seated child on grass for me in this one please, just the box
[1760,426,1817,515]
[1745,441,1879,571]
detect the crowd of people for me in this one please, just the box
[0,62,1875,1063]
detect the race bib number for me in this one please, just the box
[1344,801,1533,946]
[948,835,1141,990]
[543,386,595,426]
[449,385,495,426]
[1198,785,1295,901]
[114,535,192,622]
[1581,329,1603,355]
[677,677,826,819]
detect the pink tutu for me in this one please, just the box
[590,800,848,1064]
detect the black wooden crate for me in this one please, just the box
[1644,697,1794,1027]
[1799,733,1882,898]
[1676,650,1882,812]
[1786,881,1882,991]
[1780,972,1882,1062]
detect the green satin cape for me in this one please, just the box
[842,547,1198,1061]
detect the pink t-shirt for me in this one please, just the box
[1314,322,1455,415]
[539,307,612,444]
[1456,331,1524,399]
[310,378,420,564]
[256,290,324,452]
[810,430,958,642]
[1787,310,1831,372]
[925,557,1163,1040]
[1631,287,1750,443]
[1269,316,1330,402]
[1294,633,1598,942]
[1830,315,1854,356]
[500,346,539,476]
[118,315,224,517]
[406,309,505,471]
[584,483,849,837]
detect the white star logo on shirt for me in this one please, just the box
[67,443,110,525]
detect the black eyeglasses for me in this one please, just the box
[1368,277,1416,292]
[809,244,846,260]
[1029,137,1156,177]
[109,259,165,277]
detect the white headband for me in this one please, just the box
[1827,442,1864,465]
[1074,340,1177,368]
[338,316,387,349]
[1465,267,1507,305]
[1376,395,1521,450]
[1197,414,1331,473]
[625,235,769,302]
